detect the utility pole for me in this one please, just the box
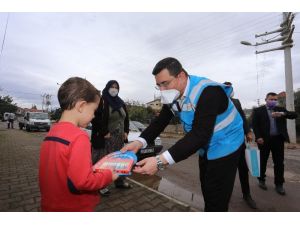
[241,12,297,143]
[41,93,52,112]
[282,12,296,143]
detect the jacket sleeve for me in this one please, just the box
[123,104,129,134]
[251,108,262,140]
[67,134,113,191]
[98,99,109,136]
[282,108,298,119]
[168,86,228,163]
[232,98,250,134]
[140,104,174,144]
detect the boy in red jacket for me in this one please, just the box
[39,77,118,212]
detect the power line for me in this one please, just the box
[0,13,9,66]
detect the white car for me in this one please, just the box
[128,121,162,146]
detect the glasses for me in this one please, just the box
[155,77,176,90]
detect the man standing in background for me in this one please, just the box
[224,82,257,209]
[252,92,297,195]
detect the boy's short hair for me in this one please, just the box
[58,77,100,111]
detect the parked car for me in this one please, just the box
[18,112,51,132]
[130,120,146,132]
[128,121,163,161]
[82,121,163,161]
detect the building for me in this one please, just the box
[278,91,286,107]
[146,98,162,111]
[16,107,44,116]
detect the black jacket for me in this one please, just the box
[91,97,129,149]
[140,86,229,163]
[231,98,250,135]
[252,105,297,142]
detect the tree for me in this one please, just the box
[294,90,300,137]
[0,95,18,116]
[50,108,62,121]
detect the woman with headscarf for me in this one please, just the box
[91,80,130,196]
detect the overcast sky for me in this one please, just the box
[0,12,299,110]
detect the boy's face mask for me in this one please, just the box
[160,89,180,104]
[109,88,119,97]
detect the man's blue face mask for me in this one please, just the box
[266,100,277,109]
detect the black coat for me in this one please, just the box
[231,98,250,135]
[91,97,129,149]
[252,105,297,143]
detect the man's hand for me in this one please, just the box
[271,112,284,118]
[246,132,253,143]
[256,138,264,145]
[120,140,143,154]
[133,157,158,175]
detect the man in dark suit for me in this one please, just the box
[224,82,257,209]
[252,92,297,195]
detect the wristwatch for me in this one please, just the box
[155,155,165,171]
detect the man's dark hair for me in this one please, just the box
[266,92,277,98]
[152,57,187,77]
[58,77,100,111]
[223,81,232,86]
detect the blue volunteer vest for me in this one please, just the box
[175,75,244,160]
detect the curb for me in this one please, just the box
[126,177,199,212]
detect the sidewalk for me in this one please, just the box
[0,122,195,212]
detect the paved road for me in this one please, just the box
[154,136,300,211]
[1,121,299,211]
[0,122,194,212]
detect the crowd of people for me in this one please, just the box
[38,57,298,212]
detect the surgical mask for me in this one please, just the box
[266,100,277,109]
[160,89,180,104]
[109,88,118,97]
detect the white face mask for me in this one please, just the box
[109,88,119,97]
[160,89,180,104]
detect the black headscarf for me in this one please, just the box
[102,80,125,114]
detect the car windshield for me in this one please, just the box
[29,113,49,119]
[129,121,140,132]
[131,121,146,131]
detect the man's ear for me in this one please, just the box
[75,100,87,113]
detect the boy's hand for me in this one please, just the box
[111,171,119,181]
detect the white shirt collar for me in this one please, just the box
[181,76,190,100]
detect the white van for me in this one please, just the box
[3,112,10,121]
[18,112,51,132]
